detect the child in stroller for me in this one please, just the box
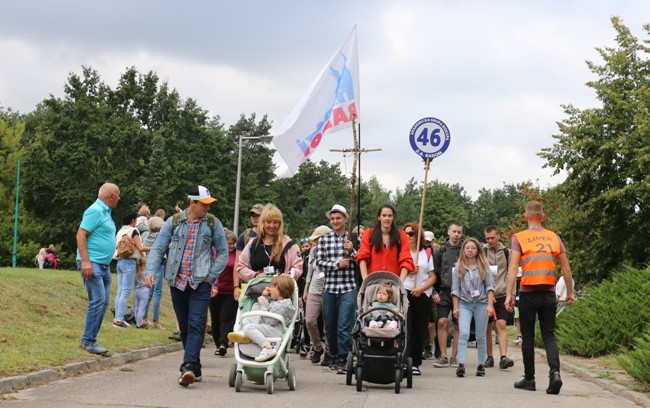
[228,274,299,394]
[347,272,412,393]
[365,283,399,329]
[228,275,296,362]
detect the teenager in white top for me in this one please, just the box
[402,222,436,376]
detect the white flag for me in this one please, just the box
[273,28,359,176]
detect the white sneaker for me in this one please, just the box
[514,336,522,344]
[255,347,277,362]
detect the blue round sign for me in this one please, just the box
[409,117,451,159]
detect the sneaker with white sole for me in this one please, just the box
[449,357,459,367]
[113,320,129,329]
[433,356,450,367]
[178,367,195,387]
[255,347,277,362]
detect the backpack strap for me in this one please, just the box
[277,240,295,274]
[243,228,251,246]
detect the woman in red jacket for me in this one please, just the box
[356,204,414,281]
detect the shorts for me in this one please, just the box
[435,291,453,321]
[428,298,438,323]
[492,296,512,322]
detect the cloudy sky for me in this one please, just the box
[1,0,648,199]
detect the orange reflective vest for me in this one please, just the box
[515,228,559,286]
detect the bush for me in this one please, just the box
[617,330,650,387]
[556,265,650,357]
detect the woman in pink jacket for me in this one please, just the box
[237,204,303,282]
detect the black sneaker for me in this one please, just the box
[514,377,536,391]
[169,331,182,342]
[484,356,494,368]
[193,367,203,382]
[217,345,227,357]
[422,347,433,360]
[499,356,514,369]
[336,360,347,374]
[178,366,195,387]
[456,364,465,377]
[311,348,324,364]
[546,372,562,395]
[476,364,485,377]
[321,353,334,368]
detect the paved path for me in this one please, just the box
[1,343,646,408]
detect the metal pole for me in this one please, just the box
[233,134,243,236]
[12,159,21,267]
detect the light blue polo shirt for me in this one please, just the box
[76,199,117,265]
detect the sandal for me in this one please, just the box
[412,366,421,376]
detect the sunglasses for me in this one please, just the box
[405,231,415,237]
[299,238,310,244]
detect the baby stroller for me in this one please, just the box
[227,275,299,394]
[346,271,412,393]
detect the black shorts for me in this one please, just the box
[436,291,453,321]
[490,296,512,322]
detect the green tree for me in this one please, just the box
[539,18,650,282]
[20,66,263,265]
[469,182,526,240]
[422,180,472,243]
[0,110,42,266]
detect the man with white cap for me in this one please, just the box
[315,204,358,373]
[146,185,228,387]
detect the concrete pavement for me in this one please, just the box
[1,342,648,408]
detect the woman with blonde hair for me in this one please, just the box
[452,237,495,378]
[237,204,302,282]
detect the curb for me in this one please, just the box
[0,343,183,394]
[529,346,650,408]
[561,359,650,408]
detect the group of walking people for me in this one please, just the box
[75,181,574,395]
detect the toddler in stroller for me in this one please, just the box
[365,283,399,329]
[347,272,412,393]
[227,274,299,394]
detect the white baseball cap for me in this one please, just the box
[188,185,217,204]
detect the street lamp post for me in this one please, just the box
[233,134,273,236]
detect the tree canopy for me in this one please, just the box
[2,17,650,285]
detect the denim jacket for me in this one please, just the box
[145,211,228,286]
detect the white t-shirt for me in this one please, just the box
[403,249,434,296]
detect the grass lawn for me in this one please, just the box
[0,267,179,377]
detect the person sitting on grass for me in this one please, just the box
[228,275,296,362]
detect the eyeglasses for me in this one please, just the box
[299,238,310,244]
[405,231,415,237]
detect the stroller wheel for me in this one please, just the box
[228,364,236,387]
[265,372,274,394]
[287,367,297,391]
[395,367,401,394]
[355,366,363,392]
[345,352,354,385]
[406,356,413,389]
[234,371,243,392]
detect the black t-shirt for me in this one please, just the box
[249,242,282,273]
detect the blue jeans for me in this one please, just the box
[78,261,111,345]
[170,281,211,371]
[457,301,489,366]
[322,289,357,362]
[134,285,150,327]
[114,258,137,322]
[519,291,559,380]
[144,263,165,321]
